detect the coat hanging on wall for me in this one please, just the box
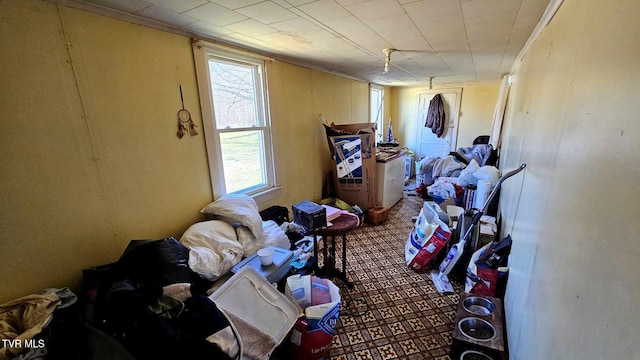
[425,93,446,137]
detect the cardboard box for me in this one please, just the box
[367,206,388,225]
[327,123,377,212]
[286,275,341,360]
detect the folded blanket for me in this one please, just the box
[222,309,277,360]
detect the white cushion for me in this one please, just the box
[180,220,244,281]
[201,195,264,238]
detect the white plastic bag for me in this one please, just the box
[405,202,452,272]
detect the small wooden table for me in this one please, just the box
[314,214,358,289]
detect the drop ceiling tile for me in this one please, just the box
[472,52,502,70]
[183,21,234,37]
[258,31,315,49]
[335,0,368,5]
[424,29,467,44]
[83,0,151,13]
[324,16,385,45]
[184,3,247,26]
[269,18,341,48]
[440,54,474,68]
[217,32,273,50]
[345,0,405,21]
[366,14,425,48]
[285,0,317,5]
[465,10,518,33]
[428,37,469,51]
[518,0,550,16]
[499,54,517,70]
[271,0,295,9]
[297,0,351,21]
[461,0,520,18]
[135,5,198,26]
[513,13,542,30]
[144,0,207,13]
[225,19,278,37]
[235,2,298,24]
[506,28,533,50]
[270,17,324,33]
[358,39,395,53]
[329,46,370,58]
[403,0,462,20]
[414,13,465,34]
[210,0,264,10]
[467,30,510,46]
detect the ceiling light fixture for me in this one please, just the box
[382,48,396,73]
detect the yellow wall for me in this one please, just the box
[498,0,640,358]
[0,1,368,302]
[458,84,500,147]
[390,84,499,154]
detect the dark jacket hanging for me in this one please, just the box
[425,93,446,137]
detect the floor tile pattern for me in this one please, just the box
[326,195,463,360]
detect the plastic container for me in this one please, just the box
[232,246,294,283]
[210,266,300,346]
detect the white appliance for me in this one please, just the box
[376,152,406,209]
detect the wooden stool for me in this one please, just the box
[314,214,358,289]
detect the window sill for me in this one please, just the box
[251,186,282,206]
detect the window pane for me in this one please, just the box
[219,130,265,194]
[370,87,384,143]
[208,59,259,129]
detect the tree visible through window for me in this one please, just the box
[194,43,275,198]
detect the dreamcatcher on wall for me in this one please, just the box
[177,85,198,138]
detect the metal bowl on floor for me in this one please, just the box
[458,317,496,342]
[462,296,496,316]
[460,349,494,360]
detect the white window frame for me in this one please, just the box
[370,84,385,144]
[193,41,279,203]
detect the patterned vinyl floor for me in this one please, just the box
[326,194,463,360]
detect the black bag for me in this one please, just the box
[259,205,290,225]
[116,238,192,288]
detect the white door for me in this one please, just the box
[414,89,462,159]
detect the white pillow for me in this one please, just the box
[236,220,291,256]
[180,220,244,281]
[201,195,264,238]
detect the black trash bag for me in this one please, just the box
[116,237,192,288]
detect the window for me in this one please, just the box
[370,84,384,144]
[193,42,277,200]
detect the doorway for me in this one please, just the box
[414,89,462,159]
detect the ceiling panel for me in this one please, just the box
[403,0,462,20]
[234,1,298,24]
[134,5,198,26]
[224,19,278,37]
[183,21,234,37]
[210,0,264,10]
[345,0,406,21]
[145,0,207,13]
[73,0,551,86]
[183,3,247,26]
[297,0,351,21]
[83,0,150,13]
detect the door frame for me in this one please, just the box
[414,87,463,158]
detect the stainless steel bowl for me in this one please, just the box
[460,349,494,360]
[462,296,496,316]
[458,317,496,342]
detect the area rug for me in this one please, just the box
[327,194,463,360]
